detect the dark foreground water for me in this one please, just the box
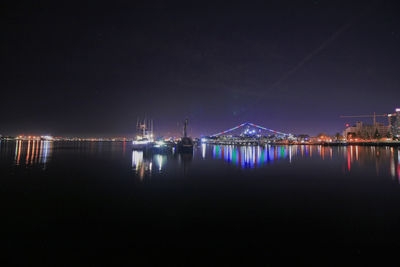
[2,140,400,264]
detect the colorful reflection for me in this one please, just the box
[212,145,293,168]
[205,144,400,180]
[14,140,52,169]
[130,145,400,180]
[7,141,398,181]
[341,145,400,179]
[398,150,400,181]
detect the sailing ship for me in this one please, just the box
[177,119,193,152]
[132,118,154,150]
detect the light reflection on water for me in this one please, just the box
[1,141,399,181]
[211,145,298,168]
[131,150,169,180]
[207,144,400,180]
[131,149,192,180]
[128,144,400,181]
[132,150,150,180]
[8,140,52,169]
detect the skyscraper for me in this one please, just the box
[391,108,400,138]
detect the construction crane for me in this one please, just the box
[340,112,390,126]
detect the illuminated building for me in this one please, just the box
[391,108,400,138]
[343,121,391,140]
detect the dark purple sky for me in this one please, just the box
[2,1,400,137]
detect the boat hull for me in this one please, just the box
[177,137,194,153]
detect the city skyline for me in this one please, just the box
[0,109,398,138]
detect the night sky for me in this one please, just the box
[2,1,400,137]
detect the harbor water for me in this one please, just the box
[2,140,400,260]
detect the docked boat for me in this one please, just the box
[178,137,194,152]
[177,119,193,153]
[132,118,154,150]
[132,138,153,150]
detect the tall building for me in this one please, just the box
[391,108,400,138]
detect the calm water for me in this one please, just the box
[2,140,400,259]
[2,140,399,180]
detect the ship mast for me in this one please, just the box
[183,118,188,138]
[135,117,153,140]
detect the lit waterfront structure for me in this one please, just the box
[341,108,400,140]
[342,121,391,140]
[15,135,54,141]
[204,122,295,145]
[391,108,400,138]
[12,136,131,142]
